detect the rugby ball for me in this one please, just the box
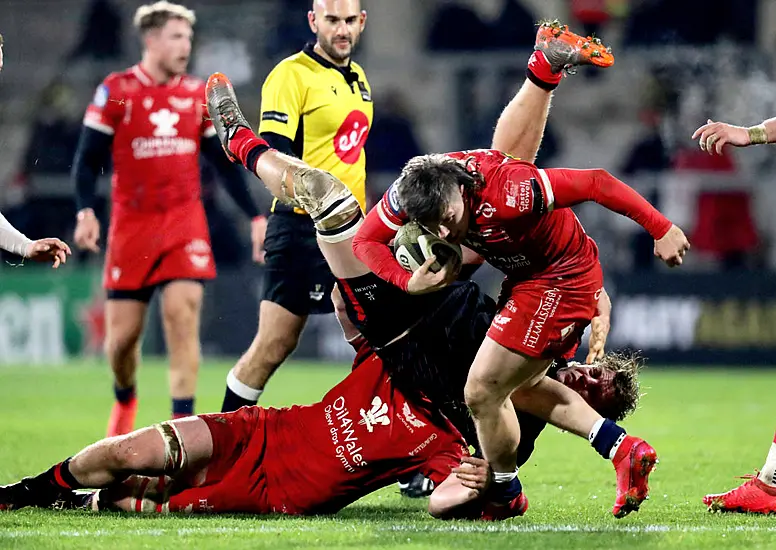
[394,221,463,273]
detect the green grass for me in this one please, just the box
[0,360,775,549]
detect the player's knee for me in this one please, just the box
[464,379,497,416]
[161,299,198,340]
[104,330,141,364]
[292,167,362,243]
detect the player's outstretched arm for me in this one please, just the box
[692,117,776,155]
[0,211,71,267]
[547,167,690,266]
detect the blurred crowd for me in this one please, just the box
[0,0,772,273]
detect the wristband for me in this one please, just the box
[748,124,768,145]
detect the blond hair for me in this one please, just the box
[133,1,196,34]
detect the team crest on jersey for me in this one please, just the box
[149,109,180,137]
[168,96,194,111]
[334,110,370,164]
[358,396,390,433]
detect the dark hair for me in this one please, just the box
[597,351,644,421]
[133,1,196,35]
[396,154,479,225]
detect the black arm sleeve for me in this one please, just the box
[72,126,113,211]
[201,135,261,219]
[260,131,295,156]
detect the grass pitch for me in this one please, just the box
[0,359,774,549]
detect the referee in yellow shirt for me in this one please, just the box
[221,0,372,411]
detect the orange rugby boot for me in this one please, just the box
[205,72,252,163]
[704,474,776,514]
[535,19,615,73]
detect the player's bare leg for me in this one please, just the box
[104,299,147,437]
[492,20,615,161]
[0,417,213,512]
[229,301,307,391]
[160,281,203,418]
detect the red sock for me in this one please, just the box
[526,50,563,90]
[229,127,270,169]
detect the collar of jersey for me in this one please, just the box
[132,64,182,88]
[303,42,359,86]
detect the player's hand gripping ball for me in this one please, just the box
[394,221,463,273]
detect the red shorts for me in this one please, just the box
[103,202,216,291]
[164,407,271,514]
[488,265,604,360]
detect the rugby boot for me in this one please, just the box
[106,396,137,437]
[704,474,776,515]
[205,72,253,164]
[481,491,529,521]
[611,435,658,518]
[535,19,615,73]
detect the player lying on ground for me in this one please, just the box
[0,34,71,267]
[199,22,663,518]
[0,336,641,518]
[348,27,689,518]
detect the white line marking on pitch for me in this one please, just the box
[1,523,776,538]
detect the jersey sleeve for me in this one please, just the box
[352,180,413,291]
[83,76,124,135]
[491,160,555,219]
[258,62,303,140]
[420,433,469,487]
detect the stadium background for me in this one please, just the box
[0,0,773,364]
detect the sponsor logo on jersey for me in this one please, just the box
[477,202,496,218]
[359,396,390,433]
[334,110,370,164]
[325,396,368,473]
[131,108,196,159]
[168,96,194,111]
[397,402,426,434]
[387,182,402,215]
[262,110,289,124]
[523,288,562,349]
[310,283,325,302]
[93,84,109,108]
[494,314,511,326]
[143,97,154,110]
[409,433,438,457]
[518,179,533,212]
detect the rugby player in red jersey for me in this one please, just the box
[70,2,264,437]
[344,25,689,517]
[352,124,689,518]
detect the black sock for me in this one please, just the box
[492,476,523,504]
[221,386,257,413]
[35,457,83,491]
[114,384,136,404]
[591,419,626,459]
[172,398,194,418]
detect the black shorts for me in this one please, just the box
[106,279,205,303]
[262,212,335,316]
[338,275,497,444]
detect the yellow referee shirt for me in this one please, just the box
[259,43,373,213]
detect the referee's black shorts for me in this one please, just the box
[262,212,335,316]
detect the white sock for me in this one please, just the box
[588,418,605,444]
[608,433,627,460]
[758,431,776,487]
[493,468,519,483]
[226,368,262,402]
